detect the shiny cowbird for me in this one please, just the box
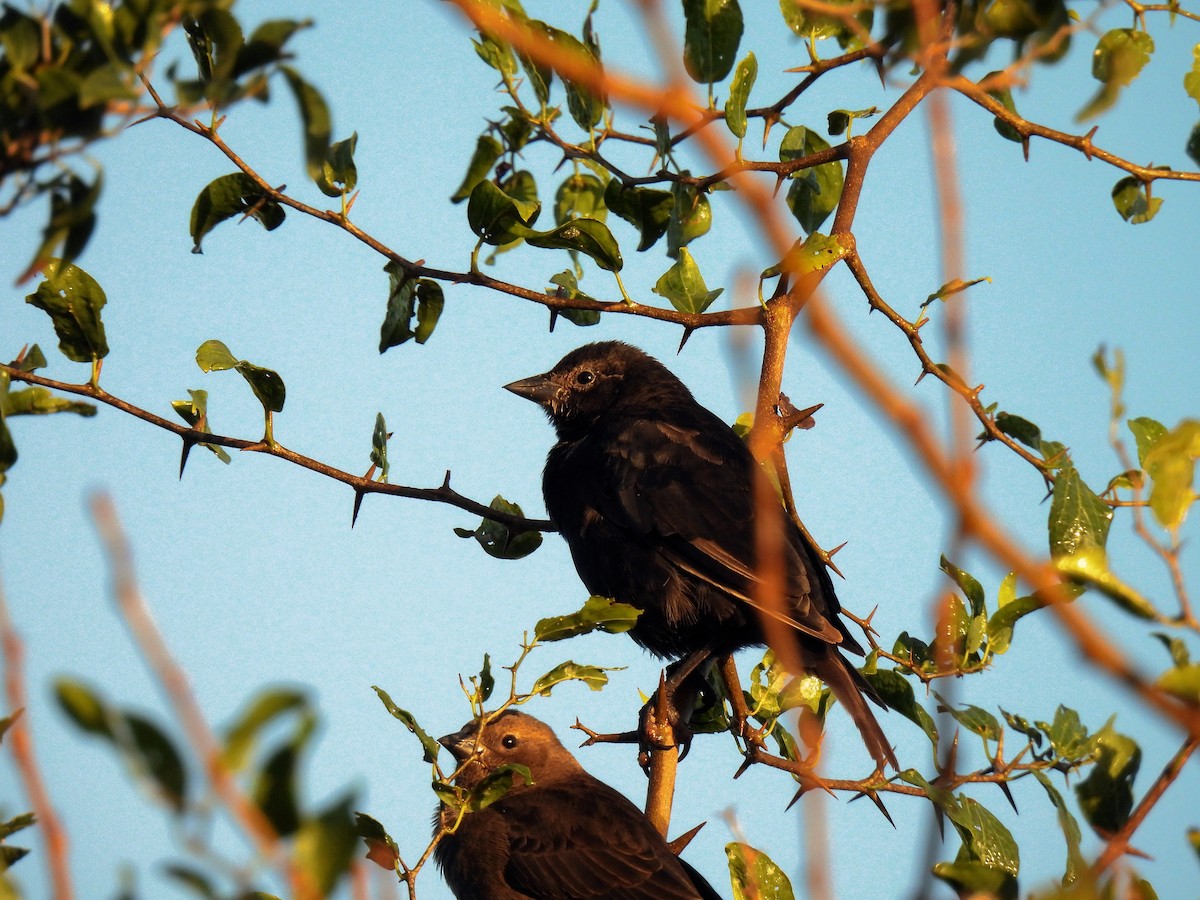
[505,342,895,770]
[434,710,723,900]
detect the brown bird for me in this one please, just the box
[505,342,896,770]
[434,710,723,900]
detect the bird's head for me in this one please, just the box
[438,710,580,790]
[504,341,691,439]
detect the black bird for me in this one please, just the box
[434,710,723,900]
[504,341,896,770]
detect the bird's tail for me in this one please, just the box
[811,652,898,771]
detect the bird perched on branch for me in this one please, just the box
[434,710,722,900]
[505,341,896,770]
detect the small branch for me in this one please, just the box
[88,494,316,899]
[0,364,554,533]
[1091,735,1200,874]
[0,576,74,900]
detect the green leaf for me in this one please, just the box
[780,0,869,45]
[524,218,623,272]
[1143,420,1200,530]
[1151,632,1190,668]
[933,693,1001,743]
[26,171,102,277]
[468,763,532,811]
[189,173,284,253]
[54,677,113,737]
[864,669,937,745]
[515,18,554,106]
[1053,546,1157,619]
[983,71,1025,143]
[1157,663,1200,702]
[162,863,219,899]
[1036,706,1092,762]
[1128,417,1167,467]
[1078,29,1155,120]
[1188,122,1200,168]
[452,134,505,203]
[170,389,230,464]
[986,595,1043,654]
[317,132,358,198]
[2,386,96,418]
[478,654,495,703]
[473,35,517,75]
[666,183,712,259]
[725,842,796,900]
[548,27,604,131]
[826,106,878,136]
[1048,465,1112,558]
[252,712,314,835]
[196,341,286,414]
[940,556,985,617]
[25,260,109,362]
[1032,771,1086,885]
[945,795,1020,876]
[371,686,440,764]
[548,271,601,326]
[931,861,1017,900]
[281,66,332,184]
[468,179,541,244]
[765,232,849,280]
[379,264,445,352]
[554,173,607,226]
[725,52,757,139]
[1075,724,1140,834]
[923,276,991,308]
[455,495,543,560]
[1111,177,1163,224]
[682,0,744,84]
[533,595,642,642]
[780,126,843,233]
[530,661,612,695]
[294,793,358,894]
[222,688,309,770]
[125,713,188,812]
[603,180,674,251]
[235,19,314,75]
[652,248,723,314]
[994,412,1042,450]
[354,811,400,871]
[1185,44,1200,110]
[370,412,390,482]
[1000,709,1043,747]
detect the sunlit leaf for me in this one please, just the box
[725,842,796,900]
[725,52,757,139]
[652,248,723,314]
[1078,29,1155,120]
[371,686,440,764]
[1111,177,1163,224]
[534,596,641,642]
[1142,420,1200,530]
[530,661,613,695]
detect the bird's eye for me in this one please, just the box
[501,734,519,749]
[575,370,595,386]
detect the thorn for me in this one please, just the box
[772,174,785,198]
[997,779,1018,813]
[549,309,559,332]
[351,489,365,528]
[1022,137,1030,163]
[1082,126,1099,160]
[668,821,706,855]
[786,784,806,810]
[863,789,896,827]
[441,470,452,489]
[827,540,848,558]
[874,56,886,88]
[179,437,196,479]
[733,756,754,779]
[677,327,694,353]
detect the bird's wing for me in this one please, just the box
[601,413,844,645]
[499,784,710,899]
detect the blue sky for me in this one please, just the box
[2,1,1199,897]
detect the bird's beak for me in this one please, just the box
[503,373,557,407]
[437,726,476,762]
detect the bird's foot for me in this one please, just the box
[637,669,696,765]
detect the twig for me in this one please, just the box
[87,493,316,899]
[0,364,553,533]
[0,576,74,900]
